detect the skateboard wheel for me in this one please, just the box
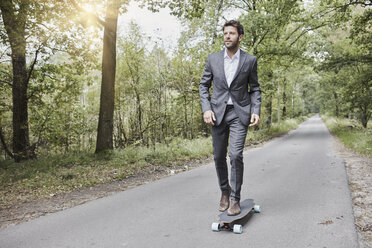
[254,205,261,213]
[211,222,220,232]
[233,224,242,234]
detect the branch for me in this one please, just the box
[253,29,270,49]
[70,0,106,27]
[289,23,329,47]
[0,0,17,37]
[0,67,12,77]
[0,46,11,60]
[27,72,57,100]
[212,0,224,44]
[322,55,372,70]
[0,124,14,159]
[27,85,41,100]
[285,25,303,41]
[43,72,58,81]
[0,59,12,63]
[43,46,69,54]
[140,115,162,135]
[229,2,249,13]
[336,1,372,9]
[241,0,252,10]
[311,0,371,21]
[26,45,41,88]
[0,79,12,86]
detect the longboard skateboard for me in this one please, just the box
[211,199,260,234]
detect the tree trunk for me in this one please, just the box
[183,94,188,139]
[163,79,168,144]
[212,0,224,44]
[277,79,280,122]
[265,94,272,126]
[134,88,143,143]
[64,111,70,154]
[95,0,119,153]
[282,82,287,118]
[1,1,35,162]
[360,104,369,129]
[191,84,195,139]
[12,45,32,161]
[0,125,14,159]
[291,81,295,117]
[333,91,339,118]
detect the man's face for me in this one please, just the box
[223,26,243,50]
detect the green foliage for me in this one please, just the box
[316,4,372,128]
[323,115,372,157]
[0,136,213,207]
[139,0,207,19]
[246,116,306,143]
[0,0,102,160]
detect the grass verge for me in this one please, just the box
[0,116,306,209]
[322,115,372,157]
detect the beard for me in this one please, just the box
[224,38,239,51]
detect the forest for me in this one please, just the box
[0,0,371,163]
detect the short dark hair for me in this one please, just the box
[223,20,244,35]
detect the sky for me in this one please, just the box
[117,1,182,51]
[117,1,242,52]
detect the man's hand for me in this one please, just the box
[249,114,260,127]
[203,110,216,126]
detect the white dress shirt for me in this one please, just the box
[224,48,240,105]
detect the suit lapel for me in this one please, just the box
[231,49,247,85]
[219,49,228,87]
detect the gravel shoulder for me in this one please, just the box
[332,135,372,248]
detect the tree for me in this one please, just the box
[0,1,36,161]
[316,3,372,127]
[94,0,120,153]
[0,0,102,161]
[139,0,207,19]
[233,0,312,124]
[116,22,147,145]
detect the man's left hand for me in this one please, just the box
[249,114,260,127]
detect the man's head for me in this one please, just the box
[223,20,244,36]
[223,20,244,51]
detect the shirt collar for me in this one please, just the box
[224,48,240,61]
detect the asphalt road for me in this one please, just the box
[0,115,359,248]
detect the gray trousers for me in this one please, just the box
[211,106,248,201]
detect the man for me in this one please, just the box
[199,20,261,216]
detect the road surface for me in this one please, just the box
[0,115,359,247]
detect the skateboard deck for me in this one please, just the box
[211,199,260,234]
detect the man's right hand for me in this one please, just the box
[203,110,216,126]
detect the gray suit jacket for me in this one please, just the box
[199,49,261,126]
